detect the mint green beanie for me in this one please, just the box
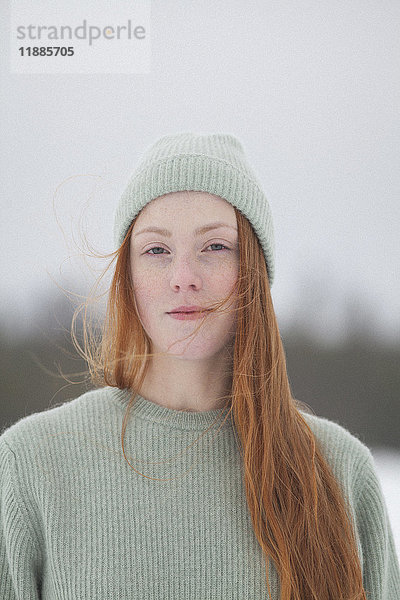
[113,132,275,286]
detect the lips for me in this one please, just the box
[168,305,207,314]
[167,309,209,321]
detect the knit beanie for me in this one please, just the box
[113,132,275,286]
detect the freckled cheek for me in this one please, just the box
[216,262,239,289]
[130,269,159,310]
[130,262,156,287]
[213,272,235,292]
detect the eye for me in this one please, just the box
[145,246,167,255]
[144,243,230,256]
[206,243,230,252]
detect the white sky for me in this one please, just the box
[1,0,399,343]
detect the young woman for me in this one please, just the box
[1,132,399,599]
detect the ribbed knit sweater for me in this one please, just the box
[1,386,399,599]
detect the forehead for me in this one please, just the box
[133,191,237,227]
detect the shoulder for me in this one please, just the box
[299,408,370,455]
[0,387,120,456]
[298,409,372,483]
[0,387,130,512]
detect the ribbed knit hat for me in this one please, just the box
[113,132,275,286]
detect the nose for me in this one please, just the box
[169,255,203,292]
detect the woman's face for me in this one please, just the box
[129,191,239,360]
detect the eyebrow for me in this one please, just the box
[133,222,238,238]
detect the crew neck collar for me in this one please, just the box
[109,387,233,432]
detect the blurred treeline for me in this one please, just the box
[0,290,399,449]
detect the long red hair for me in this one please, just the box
[72,206,367,599]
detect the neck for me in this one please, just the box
[138,352,233,412]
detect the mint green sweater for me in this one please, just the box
[1,386,399,599]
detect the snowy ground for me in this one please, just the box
[371,448,400,559]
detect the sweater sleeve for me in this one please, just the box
[354,448,400,600]
[0,437,42,600]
